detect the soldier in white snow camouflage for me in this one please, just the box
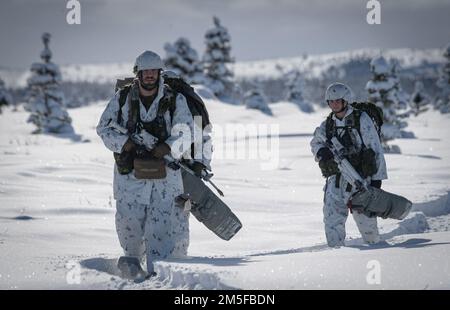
[96,51,204,277]
[310,82,388,247]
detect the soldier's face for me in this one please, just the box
[138,69,160,91]
[328,99,345,113]
[141,69,159,84]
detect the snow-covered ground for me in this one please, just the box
[0,96,449,289]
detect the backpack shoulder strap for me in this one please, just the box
[350,108,369,147]
[352,108,362,132]
[117,85,131,125]
[127,84,141,134]
[325,112,334,142]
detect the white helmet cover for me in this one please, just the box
[325,82,353,103]
[134,50,164,73]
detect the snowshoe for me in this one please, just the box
[181,170,242,241]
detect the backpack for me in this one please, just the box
[114,74,211,131]
[325,102,383,143]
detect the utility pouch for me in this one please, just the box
[133,157,167,179]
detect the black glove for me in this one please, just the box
[370,180,382,189]
[114,139,137,175]
[192,162,206,177]
[114,151,134,175]
[319,159,339,178]
[151,142,171,159]
[317,147,334,161]
[121,138,137,153]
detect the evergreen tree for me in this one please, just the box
[285,71,314,113]
[390,60,410,110]
[203,16,234,98]
[365,56,407,142]
[436,43,450,113]
[409,81,431,116]
[243,82,272,116]
[163,37,204,84]
[0,77,12,113]
[25,33,73,134]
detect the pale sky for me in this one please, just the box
[0,0,449,69]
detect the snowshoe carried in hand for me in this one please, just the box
[181,170,242,241]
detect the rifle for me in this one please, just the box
[164,155,224,197]
[316,132,368,192]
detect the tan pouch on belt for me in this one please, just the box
[133,157,167,179]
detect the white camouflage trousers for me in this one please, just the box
[323,175,380,247]
[115,183,190,273]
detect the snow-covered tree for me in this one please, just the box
[0,77,13,113]
[409,81,431,116]
[203,16,234,98]
[243,82,272,116]
[366,56,407,142]
[390,60,410,110]
[163,37,204,84]
[285,71,314,113]
[25,33,73,134]
[435,43,450,113]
